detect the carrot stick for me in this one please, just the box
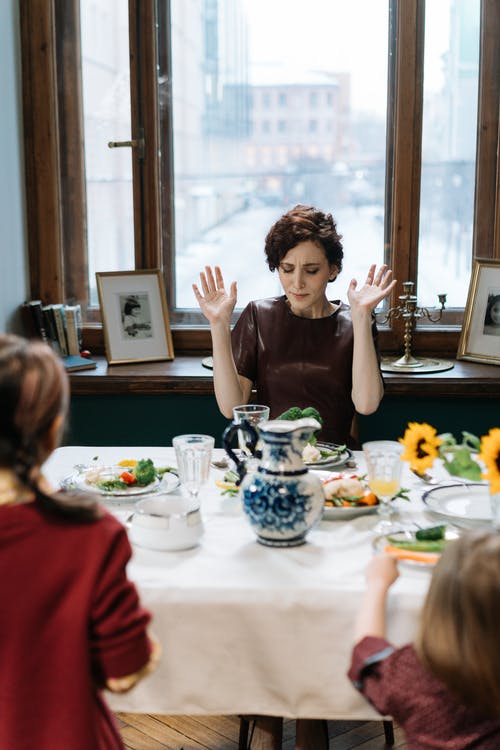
[384,544,440,564]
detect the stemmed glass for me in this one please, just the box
[362,440,404,533]
[173,434,215,506]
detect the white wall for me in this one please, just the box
[0,1,28,332]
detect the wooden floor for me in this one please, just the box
[116,714,407,749]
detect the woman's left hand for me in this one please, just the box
[348,264,396,314]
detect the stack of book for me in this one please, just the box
[20,300,97,372]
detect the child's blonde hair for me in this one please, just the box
[415,530,500,718]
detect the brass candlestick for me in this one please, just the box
[379,281,454,373]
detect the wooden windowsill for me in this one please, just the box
[68,355,500,398]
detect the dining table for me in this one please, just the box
[42,444,469,720]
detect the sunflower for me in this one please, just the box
[399,422,442,473]
[478,428,500,494]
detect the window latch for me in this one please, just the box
[108,128,145,160]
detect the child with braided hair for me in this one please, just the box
[0,333,160,750]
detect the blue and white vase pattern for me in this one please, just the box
[237,417,325,547]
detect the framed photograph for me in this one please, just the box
[457,259,500,366]
[96,270,174,364]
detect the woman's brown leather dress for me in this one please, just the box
[231,296,380,447]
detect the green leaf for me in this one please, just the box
[393,487,411,502]
[319,445,346,458]
[441,454,482,481]
[438,432,456,447]
[461,431,480,451]
[223,469,239,484]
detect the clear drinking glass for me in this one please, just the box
[490,492,500,530]
[173,434,215,505]
[362,440,404,533]
[232,404,270,455]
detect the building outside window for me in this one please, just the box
[21,0,498,355]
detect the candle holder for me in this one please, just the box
[379,281,454,373]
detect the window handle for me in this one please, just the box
[108,128,145,160]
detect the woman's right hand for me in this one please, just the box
[192,266,237,326]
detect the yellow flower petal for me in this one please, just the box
[399,422,442,472]
[479,428,500,494]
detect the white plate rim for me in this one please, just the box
[422,482,492,523]
[315,469,379,520]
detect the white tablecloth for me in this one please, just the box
[43,445,436,719]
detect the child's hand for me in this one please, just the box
[365,554,399,589]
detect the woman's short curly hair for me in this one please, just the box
[264,204,343,276]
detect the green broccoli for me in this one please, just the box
[134,458,157,486]
[277,406,303,421]
[301,406,323,425]
[277,406,323,445]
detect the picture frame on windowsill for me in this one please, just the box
[96,270,174,365]
[457,259,500,366]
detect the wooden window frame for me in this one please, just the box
[21,0,500,356]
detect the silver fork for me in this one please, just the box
[410,468,471,485]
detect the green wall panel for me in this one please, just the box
[358,397,500,443]
[65,394,230,448]
[65,393,500,448]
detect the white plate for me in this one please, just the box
[422,483,492,528]
[305,442,353,469]
[71,465,180,497]
[373,527,460,567]
[315,470,379,520]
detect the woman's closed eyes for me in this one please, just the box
[279,265,321,275]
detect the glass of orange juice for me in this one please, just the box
[362,440,404,533]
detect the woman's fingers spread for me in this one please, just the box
[378,268,392,287]
[199,271,210,296]
[214,266,225,289]
[205,265,217,290]
[365,264,376,283]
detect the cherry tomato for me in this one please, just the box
[120,471,137,485]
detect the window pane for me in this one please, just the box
[80,0,134,305]
[417,0,479,308]
[171,0,389,312]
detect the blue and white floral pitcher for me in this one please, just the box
[223,417,324,546]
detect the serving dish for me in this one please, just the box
[422,483,492,528]
[373,528,460,567]
[304,442,353,469]
[315,470,379,520]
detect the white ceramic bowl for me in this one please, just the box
[127,496,203,551]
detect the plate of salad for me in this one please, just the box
[71,458,179,497]
[303,442,353,468]
[373,525,460,567]
[316,470,380,519]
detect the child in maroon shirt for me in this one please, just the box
[349,532,500,749]
[0,334,160,749]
